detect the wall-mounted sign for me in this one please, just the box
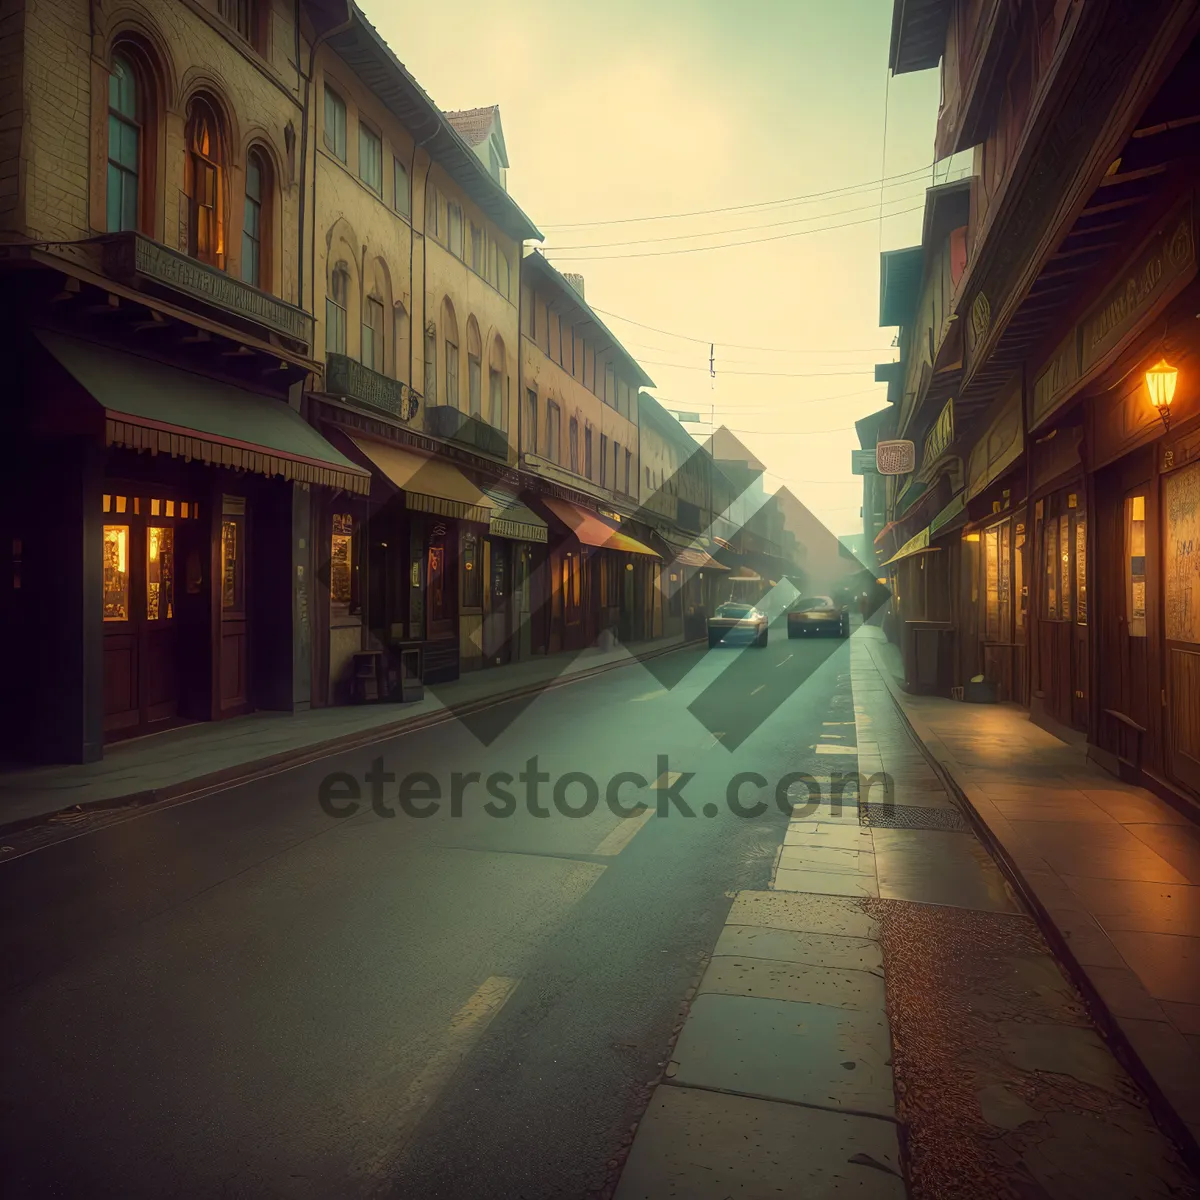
[876,440,916,475]
[921,399,955,473]
[851,449,878,475]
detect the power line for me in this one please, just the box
[538,162,940,229]
[640,360,877,378]
[612,313,893,355]
[545,189,929,252]
[546,205,925,261]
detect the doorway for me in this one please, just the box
[486,537,512,666]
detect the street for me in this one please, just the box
[2,614,849,1198]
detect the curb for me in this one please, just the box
[862,637,1200,1175]
[0,636,706,843]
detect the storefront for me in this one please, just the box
[480,485,548,666]
[6,329,369,762]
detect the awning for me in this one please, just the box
[38,329,370,494]
[349,437,493,523]
[881,526,938,567]
[929,492,967,540]
[656,530,729,571]
[482,486,547,543]
[729,568,763,582]
[542,498,660,557]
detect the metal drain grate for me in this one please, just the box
[860,803,970,831]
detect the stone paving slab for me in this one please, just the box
[871,828,1020,912]
[668,993,895,1117]
[772,867,880,898]
[777,844,876,875]
[697,957,886,1011]
[726,890,880,941]
[614,1086,904,1200]
[713,925,883,973]
[784,823,876,851]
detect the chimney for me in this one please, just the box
[563,273,586,300]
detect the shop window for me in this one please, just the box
[1043,514,1058,619]
[103,525,130,621]
[146,525,174,621]
[362,296,383,372]
[427,529,451,626]
[1164,461,1200,644]
[1075,511,1087,625]
[107,55,140,233]
[1015,522,1026,630]
[221,513,245,613]
[1125,494,1147,637]
[185,95,227,268]
[358,122,382,195]
[324,86,347,162]
[461,530,481,608]
[1058,513,1070,624]
[331,513,353,616]
[326,266,348,356]
[985,525,1001,642]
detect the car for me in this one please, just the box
[787,595,849,639]
[707,601,769,648]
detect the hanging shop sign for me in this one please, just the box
[876,439,916,475]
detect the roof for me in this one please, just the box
[889,0,951,75]
[522,251,653,386]
[639,391,707,452]
[445,106,497,147]
[921,178,972,256]
[855,406,895,448]
[327,10,540,241]
[879,246,924,328]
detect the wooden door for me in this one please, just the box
[1034,489,1088,732]
[486,538,512,665]
[102,499,138,734]
[1163,460,1200,794]
[218,496,249,715]
[515,543,532,660]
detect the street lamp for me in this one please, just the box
[1145,359,1178,431]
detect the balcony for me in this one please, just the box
[325,353,420,424]
[424,404,510,461]
[101,233,313,347]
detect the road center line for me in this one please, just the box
[359,974,520,1183]
[751,684,765,695]
[594,805,655,856]
[776,654,794,667]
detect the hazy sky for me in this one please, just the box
[365,0,944,537]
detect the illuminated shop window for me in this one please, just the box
[1125,495,1146,637]
[331,513,353,612]
[103,525,129,621]
[147,525,174,621]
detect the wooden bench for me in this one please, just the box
[1102,709,1146,772]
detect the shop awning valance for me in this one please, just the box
[929,492,967,540]
[882,526,938,566]
[543,498,660,557]
[656,530,729,571]
[349,437,493,524]
[482,486,548,543]
[38,329,371,495]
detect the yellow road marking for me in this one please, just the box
[751,684,765,695]
[594,805,655,856]
[360,974,520,1181]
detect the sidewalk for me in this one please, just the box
[858,624,1200,1159]
[0,632,696,833]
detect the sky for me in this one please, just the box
[364,0,947,539]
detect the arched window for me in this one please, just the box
[326,265,349,355]
[466,317,482,418]
[241,148,269,287]
[442,299,460,408]
[569,416,580,474]
[185,95,227,268]
[362,296,383,372]
[423,320,436,398]
[488,335,506,429]
[107,54,141,232]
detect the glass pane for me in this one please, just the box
[361,325,375,371]
[468,358,481,416]
[1075,513,1087,625]
[394,159,410,216]
[246,155,261,202]
[221,518,241,611]
[1164,462,1200,643]
[103,525,129,621]
[107,162,123,232]
[120,120,139,169]
[244,194,260,239]
[489,370,502,427]
[1127,495,1147,637]
[122,171,138,233]
[147,525,174,621]
[242,232,259,285]
[1058,513,1070,621]
[1044,517,1057,619]
[985,528,999,641]
[331,518,352,606]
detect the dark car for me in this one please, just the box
[707,602,769,648]
[786,595,849,639]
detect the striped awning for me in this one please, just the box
[881,525,938,566]
[543,498,660,557]
[482,486,548,543]
[929,492,967,539]
[349,438,493,523]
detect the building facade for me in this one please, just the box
[881,0,1200,807]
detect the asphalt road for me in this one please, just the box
[0,613,855,1199]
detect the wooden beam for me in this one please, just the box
[130,312,168,333]
[1080,195,1149,218]
[181,330,211,344]
[84,294,120,314]
[50,277,81,303]
[1098,163,1168,187]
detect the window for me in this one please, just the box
[1075,511,1087,626]
[489,368,503,428]
[1059,512,1070,624]
[358,122,382,195]
[446,330,460,408]
[984,521,1011,642]
[468,349,482,417]
[1125,494,1147,637]
[461,530,482,608]
[185,96,226,267]
[569,417,580,473]
[362,296,383,371]
[146,525,175,621]
[103,524,130,621]
[107,55,140,233]
[488,240,498,288]
[393,157,410,217]
[448,202,463,257]
[424,322,436,399]
[524,388,537,453]
[1043,511,1058,619]
[546,401,561,464]
[218,0,255,43]
[323,86,347,162]
[1015,522,1026,630]
[605,362,616,407]
[221,511,245,614]
[394,304,410,382]
[624,449,632,496]
[241,149,266,287]
[563,552,581,625]
[612,440,620,487]
[470,222,483,273]
[498,251,510,299]
[426,528,452,631]
[584,426,593,479]
[600,434,608,486]
[326,266,348,355]
[425,188,440,240]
